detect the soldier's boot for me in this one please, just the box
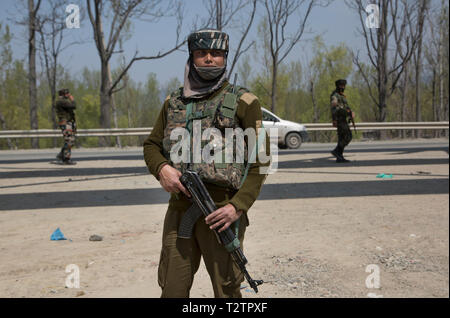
[62,149,75,165]
[331,148,341,160]
[336,157,350,163]
[62,159,76,165]
[336,147,350,163]
[331,147,345,161]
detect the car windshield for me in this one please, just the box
[262,110,278,122]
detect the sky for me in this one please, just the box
[0,0,368,87]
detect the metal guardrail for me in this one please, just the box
[0,128,153,138]
[304,122,450,131]
[0,122,448,138]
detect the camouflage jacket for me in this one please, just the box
[330,90,351,123]
[143,81,270,214]
[56,97,76,122]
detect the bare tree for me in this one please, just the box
[398,58,410,138]
[426,0,450,137]
[86,0,186,146]
[0,23,15,149]
[409,0,430,137]
[206,0,244,30]
[348,0,426,125]
[36,0,83,147]
[204,0,257,79]
[439,1,449,137]
[262,0,319,114]
[28,0,42,148]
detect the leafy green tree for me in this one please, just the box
[0,23,14,149]
[1,61,30,149]
[140,73,161,128]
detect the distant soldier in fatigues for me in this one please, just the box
[143,29,271,298]
[330,79,354,163]
[56,88,76,165]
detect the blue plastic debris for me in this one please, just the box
[376,173,393,179]
[50,227,67,241]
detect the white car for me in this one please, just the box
[261,107,309,149]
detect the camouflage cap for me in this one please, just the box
[335,79,347,86]
[188,29,229,54]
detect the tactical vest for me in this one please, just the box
[162,83,250,190]
[56,98,76,122]
[331,91,350,121]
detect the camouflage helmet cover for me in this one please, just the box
[335,79,347,87]
[188,29,229,54]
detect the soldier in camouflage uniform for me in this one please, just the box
[330,79,354,163]
[56,88,76,165]
[143,29,270,298]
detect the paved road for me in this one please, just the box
[0,139,448,163]
[0,139,448,211]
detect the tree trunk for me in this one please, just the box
[377,1,389,139]
[414,4,425,138]
[51,92,58,147]
[377,53,388,132]
[124,75,131,129]
[309,79,319,141]
[431,68,438,138]
[271,60,278,114]
[438,0,446,137]
[0,109,14,149]
[111,95,121,147]
[107,62,121,147]
[216,0,222,30]
[28,0,39,148]
[99,59,112,146]
[400,63,409,138]
[414,60,422,139]
[50,45,58,148]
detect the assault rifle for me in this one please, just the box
[349,116,356,132]
[347,108,356,132]
[178,170,264,293]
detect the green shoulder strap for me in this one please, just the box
[185,102,194,133]
[219,84,246,119]
[184,101,195,172]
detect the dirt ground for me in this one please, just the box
[0,139,448,298]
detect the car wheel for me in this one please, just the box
[285,132,302,149]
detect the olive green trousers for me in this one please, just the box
[158,190,248,298]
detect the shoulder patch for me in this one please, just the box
[240,92,257,105]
